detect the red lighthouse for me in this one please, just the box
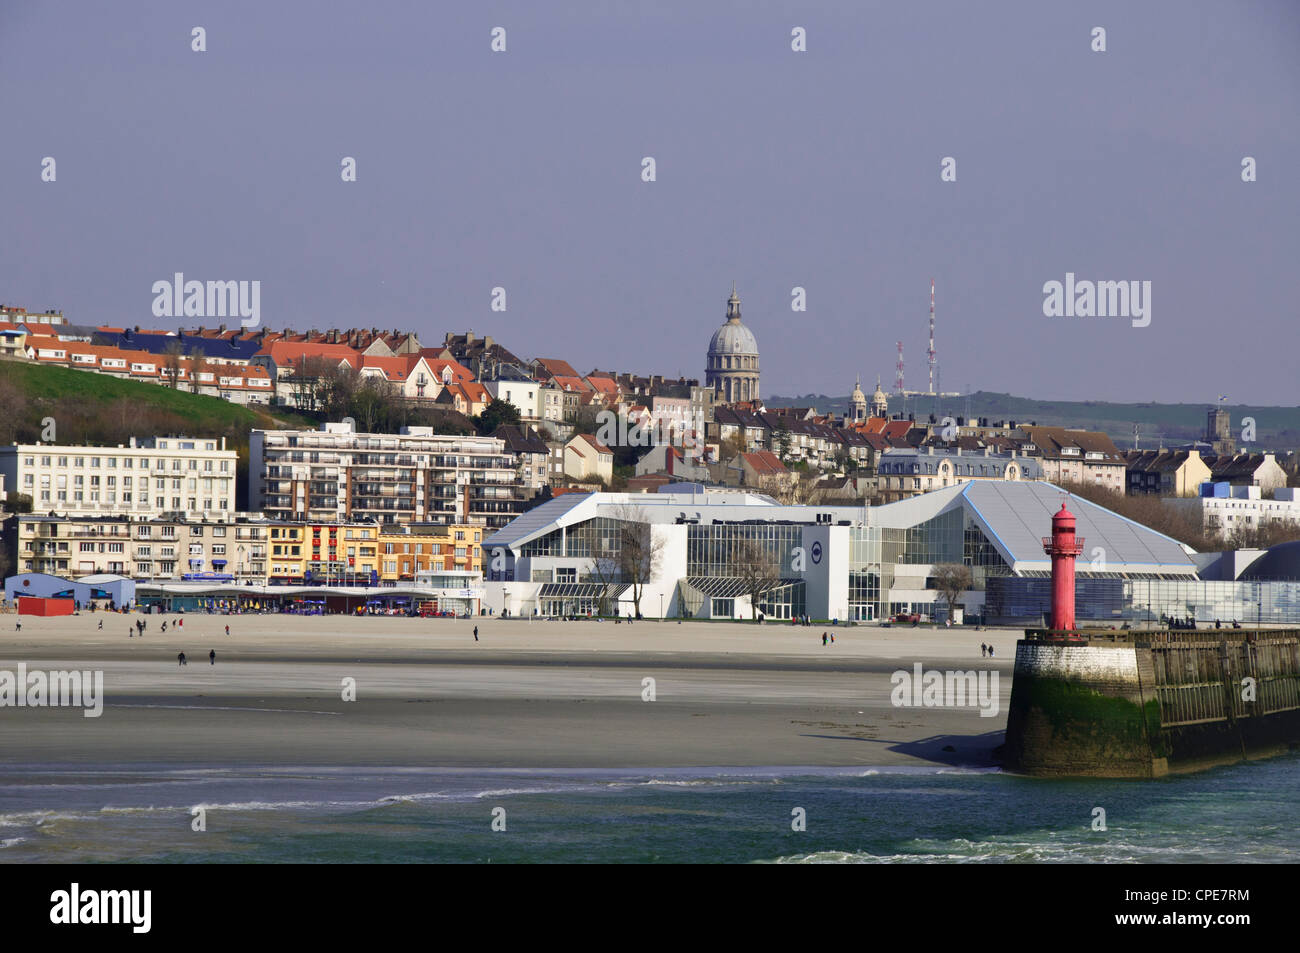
[1042,501,1084,632]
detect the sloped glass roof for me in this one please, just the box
[961,481,1195,573]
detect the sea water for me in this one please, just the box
[2,757,1296,863]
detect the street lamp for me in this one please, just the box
[659,592,664,621]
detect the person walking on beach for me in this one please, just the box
[14,621,20,631]
[473,625,479,642]
[177,652,187,666]
[225,625,230,637]
[988,645,995,658]
[830,633,835,644]
[209,649,215,665]
[97,620,103,630]
[821,632,827,646]
[981,642,987,658]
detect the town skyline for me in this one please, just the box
[3,1,1297,404]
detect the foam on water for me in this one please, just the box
[1,755,1296,863]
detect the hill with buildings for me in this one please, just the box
[769,390,1300,450]
[0,361,323,510]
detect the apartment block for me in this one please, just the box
[377,523,484,582]
[9,514,270,581]
[250,423,535,528]
[0,437,238,521]
[266,520,381,584]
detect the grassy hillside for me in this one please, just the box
[0,360,316,441]
[0,360,320,509]
[769,389,1300,450]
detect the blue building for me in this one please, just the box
[4,572,136,607]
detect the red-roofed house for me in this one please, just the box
[435,380,491,416]
[535,358,582,381]
[343,354,440,400]
[419,356,475,386]
[250,341,362,406]
[739,449,795,495]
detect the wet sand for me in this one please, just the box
[0,615,1016,769]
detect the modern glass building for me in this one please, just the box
[480,481,1255,622]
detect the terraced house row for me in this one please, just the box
[3,513,480,586]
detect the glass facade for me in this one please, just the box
[686,523,803,577]
[678,576,806,619]
[985,576,1300,626]
[848,509,1008,619]
[518,517,625,559]
[848,571,879,620]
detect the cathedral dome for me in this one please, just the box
[708,320,758,357]
[705,284,760,405]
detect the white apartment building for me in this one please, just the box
[0,437,238,521]
[1165,486,1300,539]
[485,378,543,421]
[250,423,536,528]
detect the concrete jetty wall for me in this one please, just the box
[1003,629,1300,778]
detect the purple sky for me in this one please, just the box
[2,1,1297,404]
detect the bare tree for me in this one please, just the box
[350,376,394,432]
[931,563,972,623]
[162,339,185,389]
[574,519,620,616]
[290,355,344,412]
[1226,520,1300,550]
[759,472,823,505]
[612,504,663,619]
[1057,481,1218,553]
[732,536,782,620]
[189,347,208,395]
[0,375,22,445]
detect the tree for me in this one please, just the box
[350,376,393,433]
[162,339,186,389]
[0,376,22,445]
[1056,481,1217,553]
[476,397,521,435]
[303,356,354,415]
[771,419,793,463]
[574,518,620,616]
[1226,521,1300,550]
[189,347,208,395]
[612,505,663,619]
[732,536,782,620]
[932,563,972,623]
[759,472,823,505]
[570,404,602,433]
[718,434,743,463]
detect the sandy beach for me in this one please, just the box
[0,615,1016,769]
